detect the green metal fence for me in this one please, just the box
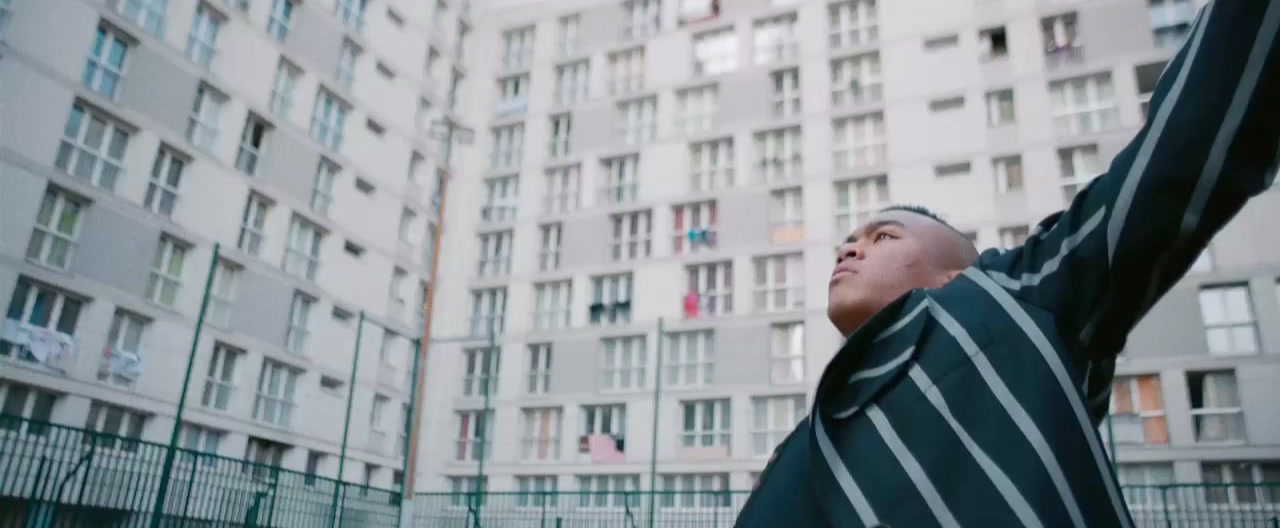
[0,415,401,528]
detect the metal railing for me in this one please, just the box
[0,415,401,528]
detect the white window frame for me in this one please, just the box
[769,188,804,234]
[99,310,146,386]
[527,343,552,395]
[144,148,185,217]
[335,0,366,31]
[828,0,878,49]
[533,281,572,331]
[185,5,221,68]
[986,89,1015,127]
[770,68,801,118]
[679,399,730,448]
[55,104,129,191]
[84,26,129,99]
[269,60,298,117]
[693,28,738,76]
[602,155,640,204]
[119,0,168,36]
[664,331,713,389]
[490,124,525,169]
[470,288,507,337]
[1057,144,1101,203]
[539,223,563,271]
[0,383,57,435]
[180,422,223,455]
[608,47,645,95]
[1198,285,1260,357]
[311,159,338,216]
[1116,463,1175,508]
[284,216,322,281]
[676,84,718,135]
[658,473,732,508]
[1050,73,1119,137]
[601,335,647,392]
[477,230,513,277]
[483,175,519,223]
[610,210,652,262]
[558,14,580,56]
[371,393,389,432]
[752,395,805,456]
[831,52,882,107]
[754,252,804,309]
[501,26,535,70]
[833,175,889,236]
[187,85,224,152]
[544,166,581,214]
[462,347,500,397]
[754,14,798,66]
[622,0,660,39]
[520,407,563,461]
[1149,0,1195,49]
[234,116,269,177]
[207,260,238,329]
[286,293,312,355]
[310,90,347,151]
[1042,13,1081,67]
[497,74,530,117]
[1187,370,1246,444]
[582,404,626,436]
[268,0,293,42]
[201,343,240,411]
[147,237,187,308]
[672,201,718,254]
[550,114,572,158]
[238,193,269,256]
[577,475,639,509]
[770,322,805,384]
[85,401,147,451]
[517,476,560,507]
[1200,461,1280,505]
[1105,375,1168,445]
[617,97,657,145]
[755,127,802,182]
[3,279,84,358]
[253,359,298,428]
[591,273,633,325]
[26,189,84,270]
[833,113,886,170]
[993,155,1024,193]
[454,410,493,461]
[686,261,732,316]
[555,61,590,106]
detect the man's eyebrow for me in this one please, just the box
[844,220,906,243]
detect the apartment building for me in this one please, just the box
[0,0,468,492]
[420,0,1280,507]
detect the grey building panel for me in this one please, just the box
[0,165,47,259]
[1128,288,1209,358]
[1212,191,1280,269]
[261,128,321,204]
[1077,2,1155,61]
[548,337,598,395]
[718,72,773,129]
[571,103,620,154]
[1239,363,1280,445]
[714,322,771,387]
[719,0,773,20]
[69,207,158,298]
[116,46,199,138]
[559,212,611,267]
[285,7,344,79]
[229,267,293,346]
[577,4,623,50]
[715,191,771,252]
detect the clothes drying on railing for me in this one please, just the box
[100,346,143,381]
[1,319,76,365]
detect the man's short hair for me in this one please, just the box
[879,204,955,229]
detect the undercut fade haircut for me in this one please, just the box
[879,204,955,229]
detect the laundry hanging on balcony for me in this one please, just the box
[100,346,143,381]
[1,319,76,365]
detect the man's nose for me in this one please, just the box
[836,243,861,263]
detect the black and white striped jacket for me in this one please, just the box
[735,2,1280,527]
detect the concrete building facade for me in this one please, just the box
[0,0,469,492]
[420,0,1280,504]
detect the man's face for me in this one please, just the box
[828,210,968,335]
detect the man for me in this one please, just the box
[735,2,1279,527]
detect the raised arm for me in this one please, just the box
[978,0,1280,360]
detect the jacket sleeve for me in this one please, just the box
[977,0,1280,360]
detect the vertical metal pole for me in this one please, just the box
[646,318,665,528]
[1107,413,1117,479]
[472,319,495,528]
[150,243,220,528]
[399,337,422,507]
[332,311,367,528]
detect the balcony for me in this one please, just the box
[672,227,717,254]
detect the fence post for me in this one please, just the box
[179,455,199,523]
[1162,485,1173,528]
[265,472,280,528]
[72,436,97,518]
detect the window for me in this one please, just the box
[26,189,84,270]
[833,113,886,171]
[686,139,734,192]
[1058,144,1101,203]
[929,96,964,113]
[284,216,323,281]
[2,278,84,359]
[609,47,647,97]
[335,0,366,31]
[831,52,882,107]
[0,382,59,435]
[146,237,186,308]
[448,476,489,506]
[1042,13,1081,67]
[678,0,719,24]
[993,156,1024,193]
[672,201,718,254]
[181,423,223,455]
[185,5,221,68]
[1135,61,1166,120]
[482,175,519,223]
[754,253,803,313]
[665,331,713,388]
[1116,463,1174,508]
[617,97,657,145]
[55,104,129,191]
[550,114,572,158]
[1201,462,1280,505]
[935,162,971,178]
[591,273,633,325]
[659,474,729,508]
[201,343,240,411]
[243,437,287,479]
[520,407,562,461]
[752,395,805,456]
[555,60,590,106]
[497,74,529,117]
[998,226,1028,249]
[978,26,1008,60]
[686,261,732,317]
[834,175,889,236]
[527,344,552,394]
[1150,0,1194,49]
[533,281,572,331]
[770,322,804,384]
[770,68,801,118]
[578,475,640,508]
[470,288,507,336]
[303,451,324,485]
[396,404,410,457]
[187,85,224,152]
[84,401,146,451]
[310,89,348,151]
[1050,73,1119,137]
[517,476,559,507]
[622,0,660,39]
[680,399,730,448]
[610,210,652,261]
[98,310,145,386]
[237,193,269,256]
[477,230,512,277]
[770,186,803,231]
[544,166,580,214]
[390,268,408,308]
[501,26,535,70]
[118,0,167,35]
[140,148,186,217]
[755,126,802,182]
[1198,285,1259,356]
[286,293,312,355]
[268,0,294,42]
[454,410,493,461]
[693,28,737,76]
[490,124,524,169]
[254,360,298,427]
[601,335,647,391]
[398,209,419,246]
[1187,370,1248,444]
[828,0,878,49]
[311,159,338,216]
[558,14,581,56]
[985,89,1015,127]
[539,223,562,271]
[83,27,128,99]
[269,60,299,117]
[601,154,640,204]
[755,13,798,65]
[207,261,238,328]
[1103,375,1169,445]
[676,84,718,134]
[583,404,626,436]
[370,393,389,432]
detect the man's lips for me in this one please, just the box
[830,267,857,283]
